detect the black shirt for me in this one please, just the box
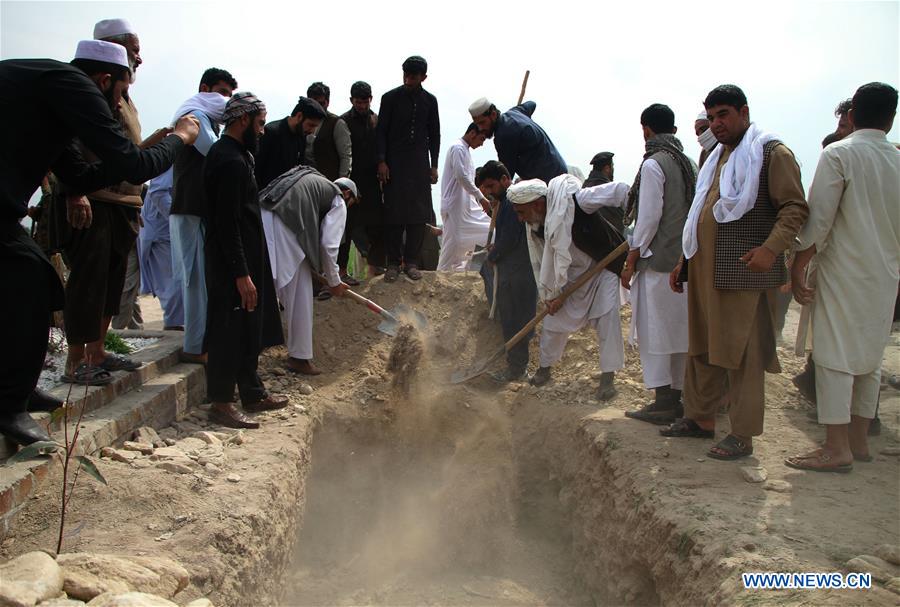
[255,117,304,191]
[0,58,183,221]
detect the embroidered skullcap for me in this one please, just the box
[589,151,614,167]
[222,91,266,126]
[350,81,371,98]
[468,97,493,117]
[74,40,130,69]
[93,18,136,39]
[402,55,428,74]
[507,179,548,205]
[334,178,358,199]
[696,111,710,122]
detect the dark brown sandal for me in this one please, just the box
[707,434,753,460]
[659,418,714,439]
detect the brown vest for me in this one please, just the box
[84,97,144,207]
[312,113,340,181]
[713,140,787,290]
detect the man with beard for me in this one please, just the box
[437,123,491,271]
[477,161,537,382]
[507,175,630,400]
[203,92,287,429]
[340,81,385,279]
[468,97,567,183]
[621,104,696,425]
[661,85,808,461]
[256,97,326,190]
[376,56,440,283]
[584,152,614,186]
[0,39,198,444]
[149,68,236,361]
[260,169,352,376]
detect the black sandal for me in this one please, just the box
[98,354,141,372]
[61,363,113,386]
[707,434,753,460]
[659,418,714,438]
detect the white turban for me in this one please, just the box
[73,40,130,69]
[507,179,548,205]
[334,177,358,199]
[468,97,492,117]
[696,111,709,122]
[93,18,136,39]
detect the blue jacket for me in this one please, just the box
[493,101,567,184]
[488,193,532,271]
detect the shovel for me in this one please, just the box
[450,242,628,384]
[465,198,500,273]
[314,273,427,337]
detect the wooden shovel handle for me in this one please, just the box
[312,272,395,320]
[485,199,499,247]
[503,241,628,353]
[517,70,530,105]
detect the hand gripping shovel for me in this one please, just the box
[465,199,499,273]
[314,274,426,337]
[450,242,628,384]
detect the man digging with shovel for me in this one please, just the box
[507,174,629,401]
[259,168,353,375]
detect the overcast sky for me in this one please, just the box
[2,0,898,218]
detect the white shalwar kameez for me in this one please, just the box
[527,175,628,372]
[262,196,347,360]
[628,159,688,389]
[798,129,899,424]
[437,138,491,271]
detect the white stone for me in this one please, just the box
[149,447,186,461]
[740,466,768,483]
[57,554,187,601]
[0,551,64,607]
[298,384,314,396]
[183,600,214,607]
[85,592,178,607]
[763,480,792,493]
[34,599,85,606]
[226,474,241,483]
[190,432,221,446]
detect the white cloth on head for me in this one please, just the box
[682,122,779,259]
[74,39,129,68]
[262,195,346,360]
[567,165,586,183]
[468,97,492,117]
[798,128,900,375]
[171,92,227,126]
[93,18,135,39]
[507,178,547,205]
[696,111,709,122]
[437,138,490,271]
[334,177,358,199]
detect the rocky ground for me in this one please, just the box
[1,274,898,606]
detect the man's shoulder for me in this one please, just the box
[381,86,404,100]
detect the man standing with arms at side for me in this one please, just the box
[786,83,898,472]
[341,81,385,279]
[377,56,440,283]
[305,82,352,181]
[621,104,696,425]
[255,97,326,190]
[662,85,808,461]
[204,92,287,429]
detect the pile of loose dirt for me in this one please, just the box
[386,323,425,394]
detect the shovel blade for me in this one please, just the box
[465,248,488,272]
[390,304,428,331]
[377,317,399,336]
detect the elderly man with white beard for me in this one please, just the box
[507,175,629,401]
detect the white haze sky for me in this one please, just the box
[2,0,898,218]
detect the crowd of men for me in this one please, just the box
[0,17,897,476]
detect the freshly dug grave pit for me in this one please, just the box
[283,396,598,606]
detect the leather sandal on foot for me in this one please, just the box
[98,354,141,372]
[784,450,853,473]
[659,418,714,439]
[209,403,260,429]
[341,274,361,286]
[707,434,753,460]
[404,265,422,281]
[61,363,113,386]
[384,266,400,283]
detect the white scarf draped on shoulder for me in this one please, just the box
[525,174,581,300]
[170,91,227,125]
[681,122,779,259]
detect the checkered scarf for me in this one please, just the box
[625,134,696,225]
[222,91,266,126]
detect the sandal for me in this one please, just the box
[784,449,853,473]
[61,363,113,386]
[384,266,400,283]
[404,265,422,281]
[708,434,753,460]
[98,353,141,372]
[341,274,361,287]
[659,418,714,439]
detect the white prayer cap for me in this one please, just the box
[468,97,493,117]
[93,18,136,40]
[74,40,130,69]
[696,111,710,122]
[334,177,359,199]
[507,179,548,205]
